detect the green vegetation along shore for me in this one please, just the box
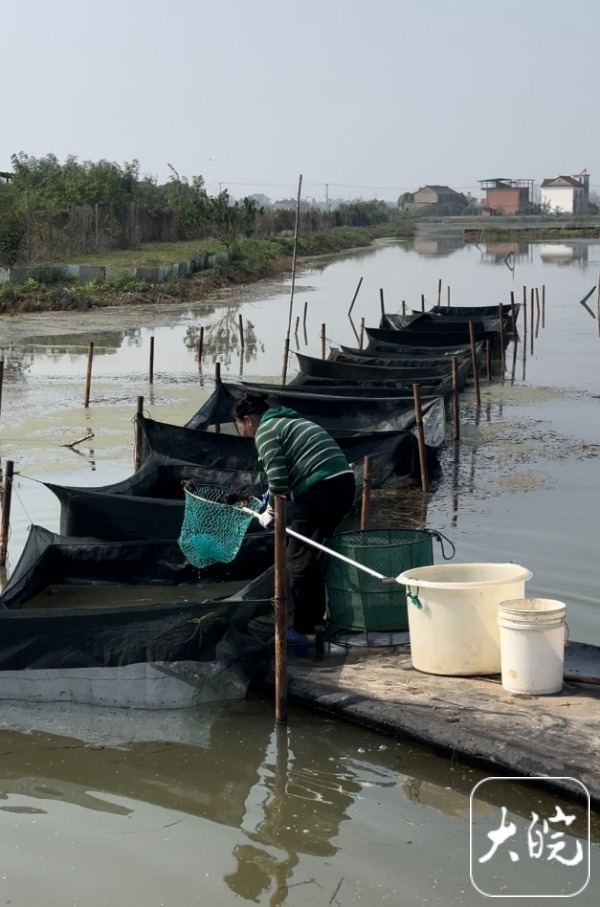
[0,223,413,315]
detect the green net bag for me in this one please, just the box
[178,484,263,569]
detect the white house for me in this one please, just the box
[540,171,589,214]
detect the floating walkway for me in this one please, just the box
[255,639,600,806]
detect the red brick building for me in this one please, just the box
[479,178,533,215]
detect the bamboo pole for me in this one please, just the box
[0,358,3,424]
[437,278,442,306]
[321,324,326,360]
[197,326,204,365]
[468,321,481,407]
[379,288,385,319]
[273,494,287,722]
[447,285,451,306]
[421,294,425,313]
[412,384,428,492]
[281,174,303,385]
[485,339,492,382]
[522,286,527,334]
[348,277,363,317]
[0,459,14,567]
[133,396,144,471]
[510,290,517,337]
[149,336,155,384]
[451,357,460,441]
[303,300,308,329]
[542,284,546,327]
[238,314,245,355]
[294,315,300,336]
[360,455,372,530]
[498,303,505,367]
[83,341,94,407]
[530,288,534,355]
[215,362,222,385]
[402,300,406,315]
[359,317,365,350]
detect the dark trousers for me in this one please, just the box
[287,472,356,634]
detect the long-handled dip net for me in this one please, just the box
[178,483,263,569]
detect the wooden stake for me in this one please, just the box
[510,290,517,337]
[62,429,94,449]
[83,341,94,407]
[498,303,505,367]
[542,285,546,327]
[447,285,451,306]
[379,288,385,319]
[238,314,245,354]
[485,339,492,382]
[535,287,540,319]
[359,317,365,350]
[321,323,326,360]
[402,300,406,315]
[197,326,204,364]
[0,459,14,568]
[294,315,300,335]
[348,277,363,317]
[421,293,425,313]
[134,396,144,471]
[437,278,442,306]
[530,288,534,355]
[273,494,287,722]
[0,359,3,424]
[303,300,308,329]
[412,384,428,492]
[281,338,290,385]
[215,362,222,385]
[468,321,481,407]
[451,358,460,441]
[360,455,372,530]
[282,174,303,385]
[149,335,155,384]
[522,286,527,334]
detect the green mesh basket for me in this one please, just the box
[325,528,437,632]
[178,484,262,569]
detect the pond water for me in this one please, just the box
[1,232,600,902]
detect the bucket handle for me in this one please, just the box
[428,530,456,561]
[406,584,423,610]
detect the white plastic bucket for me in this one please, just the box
[498,598,567,695]
[396,563,533,675]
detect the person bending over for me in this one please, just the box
[233,390,355,645]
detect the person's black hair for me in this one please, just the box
[233,390,269,420]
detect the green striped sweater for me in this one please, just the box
[255,405,351,504]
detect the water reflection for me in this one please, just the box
[540,242,590,266]
[0,698,595,905]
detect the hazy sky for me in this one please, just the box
[2,0,599,202]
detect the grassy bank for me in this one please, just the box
[0,223,412,314]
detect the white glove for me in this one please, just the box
[257,506,275,529]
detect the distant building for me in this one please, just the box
[479,178,533,215]
[540,171,589,214]
[405,185,462,212]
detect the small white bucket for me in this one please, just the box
[498,598,567,695]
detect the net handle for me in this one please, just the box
[239,506,395,583]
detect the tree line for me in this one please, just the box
[0,153,401,267]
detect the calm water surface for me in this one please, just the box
[1,234,600,902]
